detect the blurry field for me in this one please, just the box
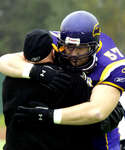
[0,114,5,150]
[0,140,5,150]
[0,114,5,127]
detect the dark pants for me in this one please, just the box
[120,140,125,150]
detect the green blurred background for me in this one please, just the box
[0,0,125,116]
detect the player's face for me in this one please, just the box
[63,44,89,66]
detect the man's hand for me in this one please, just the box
[99,101,124,132]
[29,63,71,94]
[14,105,54,124]
[93,101,124,134]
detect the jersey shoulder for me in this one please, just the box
[96,32,125,70]
[88,33,125,92]
[98,32,125,63]
[49,31,59,45]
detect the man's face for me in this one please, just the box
[62,44,90,66]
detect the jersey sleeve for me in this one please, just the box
[50,31,59,45]
[99,59,125,93]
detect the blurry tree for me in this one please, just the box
[0,0,53,54]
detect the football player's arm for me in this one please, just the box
[0,52,54,78]
[0,52,32,78]
[57,84,120,125]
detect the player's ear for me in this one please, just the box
[51,49,55,60]
[40,51,54,63]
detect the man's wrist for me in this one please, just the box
[53,109,62,124]
[22,63,33,78]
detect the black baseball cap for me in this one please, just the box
[23,29,53,62]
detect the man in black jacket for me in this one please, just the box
[2,29,92,150]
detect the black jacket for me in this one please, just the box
[2,68,92,150]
